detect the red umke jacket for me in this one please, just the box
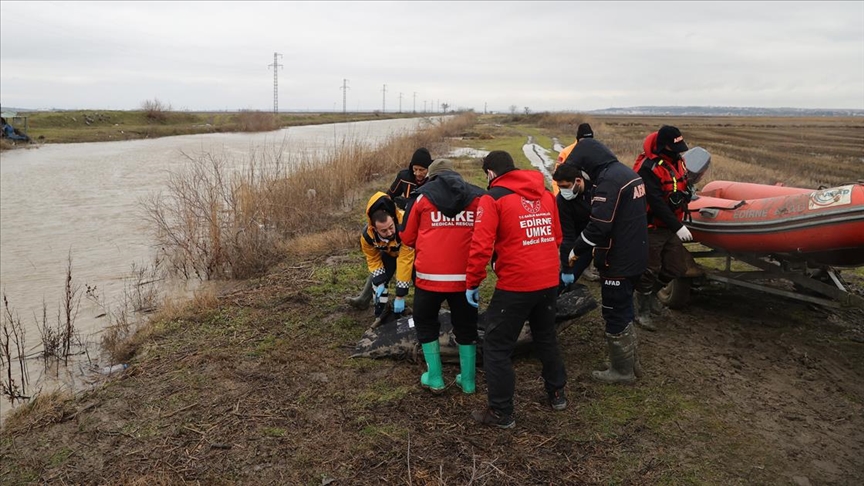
[466,170,562,292]
[400,171,484,293]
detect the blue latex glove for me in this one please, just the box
[393,298,405,314]
[561,272,575,285]
[373,284,386,303]
[466,288,479,308]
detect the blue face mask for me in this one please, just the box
[559,188,576,200]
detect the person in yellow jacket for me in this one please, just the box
[358,192,415,318]
[552,123,594,195]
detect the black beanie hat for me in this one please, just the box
[482,150,516,175]
[409,148,433,169]
[576,123,594,141]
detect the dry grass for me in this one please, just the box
[2,390,74,435]
[593,115,864,188]
[230,111,280,132]
[143,113,476,280]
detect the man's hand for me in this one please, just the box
[393,297,405,314]
[561,273,575,285]
[676,225,693,242]
[466,288,480,308]
[373,284,386,303]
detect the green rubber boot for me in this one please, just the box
[420,341,445,393]
[455,344,477,394]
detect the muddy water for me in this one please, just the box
[0,117,434,417]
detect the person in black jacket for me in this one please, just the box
[563,138,648,384]
[387,148,433,209]
[552,164,593,291]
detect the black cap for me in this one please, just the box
[409,148,433,169]
[657,125,688,153]
[576,123,593,141]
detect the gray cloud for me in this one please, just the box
[2,1,862,111]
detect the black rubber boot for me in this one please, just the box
[346,275,373,310]
[634,292,658,332]
[592,323,638,385]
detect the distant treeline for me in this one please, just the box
[590,106,864,117]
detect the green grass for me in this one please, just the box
[13,110,426,144]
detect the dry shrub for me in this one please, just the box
[232,111,279,132]
[140,98,171,123]
[143,113,475,281]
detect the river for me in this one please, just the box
[0,116,436,418]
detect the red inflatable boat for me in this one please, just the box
[687,181,864,267]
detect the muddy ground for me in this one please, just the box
[2,115,863,485]
[1,251,862,485]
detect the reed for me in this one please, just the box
[143,114,476,280]
[1,293,29,402]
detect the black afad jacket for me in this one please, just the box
[563,138,649,278]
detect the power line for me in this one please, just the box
[268,52,283,114]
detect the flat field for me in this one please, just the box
[1,115,862,486]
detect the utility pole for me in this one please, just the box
[382,84,387,113]
[484,102,487,114]
[424,100,427,113]
[437,99,440,113]
[398,92,403,113]
[413,92,417,114]
[340,79,350,114]
[268,52,283,114]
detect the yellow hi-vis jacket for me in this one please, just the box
[360,192,414,297]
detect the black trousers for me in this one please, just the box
[413,287,479,345]
[483,286,567,417]
[600,275,640,334]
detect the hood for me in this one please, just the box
[642,131,659,155]
[365,191,397,226]
[490,169,546,200]
[562,138,619,182]
[418,171,485,218]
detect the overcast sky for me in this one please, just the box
[1,1,862,113]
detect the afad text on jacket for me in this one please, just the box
[563,138,648,278]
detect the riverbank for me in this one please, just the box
[2,114,862,485]
[0,110,427,149]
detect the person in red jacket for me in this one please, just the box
[400,159,485,394]
[465,150,568,429]
[632,126,693,331]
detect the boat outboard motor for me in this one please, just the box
[683,147,711,185]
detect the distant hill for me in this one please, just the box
[587,106,864,117]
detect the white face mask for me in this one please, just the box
[486,170,496,183]
[559,188,576,200]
